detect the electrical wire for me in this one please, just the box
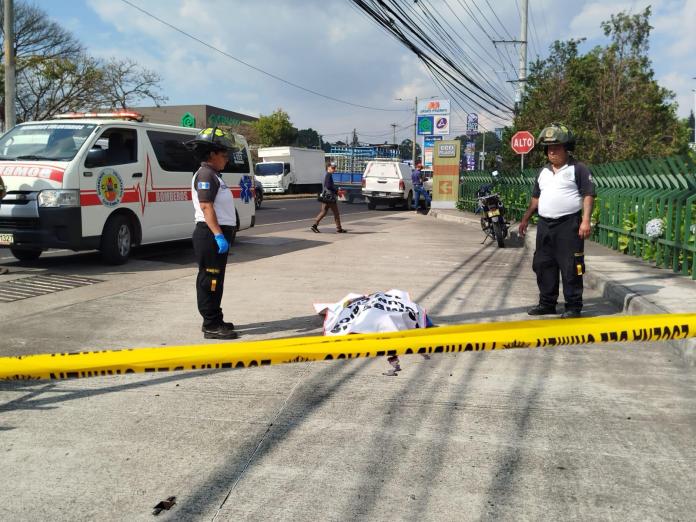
[119,0,411,113]
[351,0,514,120]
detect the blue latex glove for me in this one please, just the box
[214,234,229,254]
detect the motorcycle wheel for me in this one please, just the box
[492,222,505,248]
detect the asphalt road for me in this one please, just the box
[0,198,399,266]
[1,203,696,521]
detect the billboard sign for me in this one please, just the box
[432,140,461,209]
[417,99,450,116]
[417,116,434,136]
[423,135,443,167]
[466,113,478,135]
[433,115,450,135]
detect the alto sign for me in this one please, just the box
[510,131,535,155]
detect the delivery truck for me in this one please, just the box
[255,147,325,194]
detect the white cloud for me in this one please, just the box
[43,0,696,135]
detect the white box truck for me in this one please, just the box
[255,147,325,194]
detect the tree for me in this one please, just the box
[99,58,167,109]
[295,127,322,148]
[509,7,688,168]
[254,109,297,146]
[1,0,166,124]
[399,138,421,161]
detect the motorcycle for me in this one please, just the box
[476,186,508,248]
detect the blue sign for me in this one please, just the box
[466,114,478,135]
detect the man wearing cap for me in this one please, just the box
[518,123,595,319]
[411,162,431,213]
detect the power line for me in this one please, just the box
[351,0,514,120]
[119,0,411,113]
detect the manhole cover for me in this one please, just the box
[0,274,103,302]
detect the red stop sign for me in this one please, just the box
[511,131,535,154]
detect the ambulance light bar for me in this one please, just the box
[55,111,145,122]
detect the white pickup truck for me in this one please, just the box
[361,161,417,210]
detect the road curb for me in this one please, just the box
[429,209,696,366]
[264,194,317,201]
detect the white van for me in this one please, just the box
[0,111,256,264]
[361,160,415,210]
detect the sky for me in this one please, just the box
[34,0,696,145]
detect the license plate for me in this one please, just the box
[487,209,500,217]
[0,233,13,246]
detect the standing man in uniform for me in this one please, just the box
[411,162,431,213]
[518,123,595,319]
[186,128,239,339]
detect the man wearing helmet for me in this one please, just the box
[518,123,595,319]
[186,127,239,339]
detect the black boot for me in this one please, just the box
[527,305,557,316]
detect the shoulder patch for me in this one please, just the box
[197,181,210,190]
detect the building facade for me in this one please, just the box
[133,104,257,129]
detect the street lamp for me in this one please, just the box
[395,95,438,163]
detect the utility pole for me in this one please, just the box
[412,96,418,163]
[692,78,696,147]
[517,0,528,109]
[480,131,486,170]
[391,123,397,146]
[4,0,16,132]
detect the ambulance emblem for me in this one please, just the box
[97,168,124,207]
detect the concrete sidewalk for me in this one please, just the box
[1,210,696,521]
[430,208,696,365]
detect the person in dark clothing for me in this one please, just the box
[411,162,431,212]
[185,127,239,339]
[311,162,346,233]
[518,123,595,319]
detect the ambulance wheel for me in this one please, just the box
[228,211,239,245]
[101,215,132,265]
[10,247,42,262]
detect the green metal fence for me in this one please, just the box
[458,155,696,278]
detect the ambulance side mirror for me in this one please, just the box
[85,148,106,168]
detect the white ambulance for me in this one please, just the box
[0,111,256,264]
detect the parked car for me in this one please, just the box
[362,161,417,210]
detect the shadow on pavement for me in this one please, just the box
[236,314,324,336]
[179,359,372,519]
[0,370,212,414]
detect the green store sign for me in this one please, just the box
[180,112,196,127]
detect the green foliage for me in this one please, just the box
[254,109,298,147]
[504,7,688,170]
[294,128,322,149]
[399,139,421,161]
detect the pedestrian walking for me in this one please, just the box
[411,162,431,213]
[311,162,346,233]
[185,127,239,339]
[518,123,595,319]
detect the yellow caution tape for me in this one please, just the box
[1,313,694,380]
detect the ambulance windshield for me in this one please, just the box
[0,123,96,161]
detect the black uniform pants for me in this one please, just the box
[532,213,585,311]
[193,222,235,328]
